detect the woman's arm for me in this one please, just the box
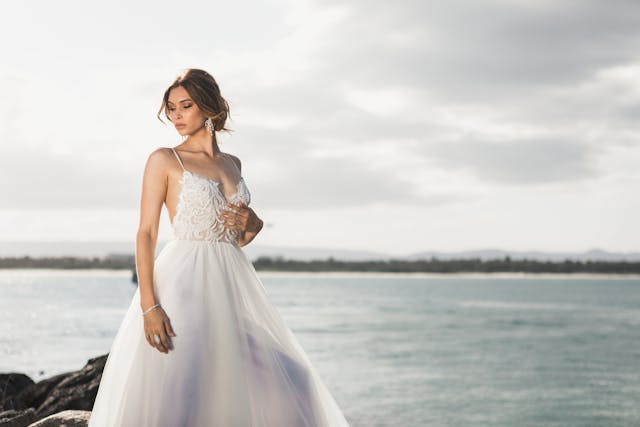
[223,154,264,247]
[237,210,264,247]
[136,148,168,312]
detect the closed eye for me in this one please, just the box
[168,105,192,111]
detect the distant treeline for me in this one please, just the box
[0,256,133,269]
[252,256,640,274]
[0,255,639,274]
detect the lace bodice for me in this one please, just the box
[170,148,251,244]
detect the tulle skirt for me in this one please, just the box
[88,239,350,427]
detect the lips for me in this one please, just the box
[175,124,186,128]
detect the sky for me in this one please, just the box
[0,0,639,256]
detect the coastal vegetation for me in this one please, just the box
[0,255,638,274]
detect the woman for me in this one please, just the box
[88,68,351,426]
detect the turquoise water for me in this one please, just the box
[1,270,639,426]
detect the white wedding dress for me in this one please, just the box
[88,148,350,427]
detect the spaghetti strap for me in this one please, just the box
[171,147,186,171]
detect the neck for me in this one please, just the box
[182,126,221,158]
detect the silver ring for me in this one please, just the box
[154,334,161,344]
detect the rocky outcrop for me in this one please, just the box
[27,410,91,427]
[0,373,35,413]
[0,408,37,427]
[0,354,107,427]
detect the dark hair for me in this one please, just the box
[157,68,233,135]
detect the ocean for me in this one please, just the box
[1,269,639,426]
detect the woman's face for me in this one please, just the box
[166,86,206,136]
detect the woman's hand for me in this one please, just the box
[221,201,262,234]
[143,305,176,353]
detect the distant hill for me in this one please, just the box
[405,249,640,262]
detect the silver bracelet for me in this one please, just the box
[142,303,161,316]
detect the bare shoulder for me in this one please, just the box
[142,147,178,182]
[225,153,242,173]
[144,147,174,168]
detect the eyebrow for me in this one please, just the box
[167,98,192,105]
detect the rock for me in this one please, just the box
[0,408,37,427]
[0,373,35,412]
[27,409,91,427]
[0,354,108,427]
[16,371,70,418]
[32,354,107,418]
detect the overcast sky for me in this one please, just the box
[0,0,638,255]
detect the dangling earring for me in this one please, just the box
[204,118,215,136]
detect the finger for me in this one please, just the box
[162,322,175,349]
[226,202,243,212]
[145,330,156,347]
[225,215,242,228]
[159,332,171,352]
[154,333,168,353]
[164,318,176,337]
[150,335,164,352]
[226,223,241,231]
[149,333,158,349]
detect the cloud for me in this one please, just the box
[423,137,601,184]
[245,147,470,209]
[0,145,140,209]
[308,0,640,97]
[0,0,638,255]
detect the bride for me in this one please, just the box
[88,68,351,426]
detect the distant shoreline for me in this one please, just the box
[255,271,640,279]
[0,268,638,279]
[2,255,639,276]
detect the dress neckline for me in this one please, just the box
[182,169,244,201]
[171,147,243,198]
[170,170,245,227]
